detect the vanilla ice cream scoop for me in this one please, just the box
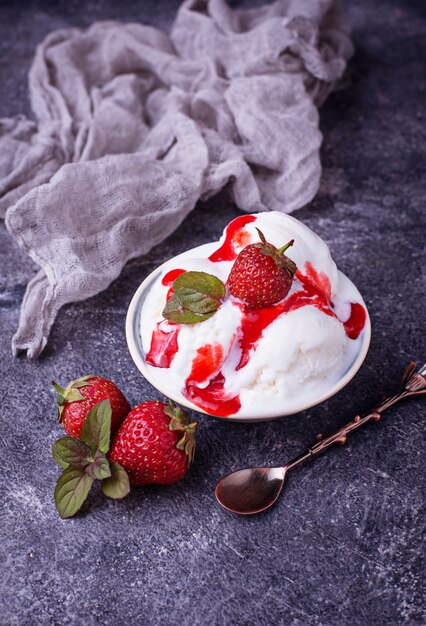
[134,212,370,420]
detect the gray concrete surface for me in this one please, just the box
[0,1,425,624]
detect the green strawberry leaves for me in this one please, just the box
[52,375,94,421]
[52,382,85,406]
[165,400,197,464]
[255,228,297,278]
[162,271,225,324]
[52,399,129,519]
[70,375,95,388]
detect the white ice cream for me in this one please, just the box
[140,212,367,418]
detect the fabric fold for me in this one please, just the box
[0,0,353,357]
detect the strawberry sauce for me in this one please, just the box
[162,268,186,301]
[146,269,186,367]
[146,323,180,368]
[300,261,332,301]
[182,343,241,417]
[343,303,366,340]
[184,373,241,417]
[208,214,256,262]
[186,343,224,385]
[162,269,186,286]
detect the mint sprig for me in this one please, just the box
[84,450,112,480]
[52,400,130,519]
[162,271,226,324]
[54,468,94,519]
[102,461,130,499]
[81,399,111,454]
[52,436,93,470]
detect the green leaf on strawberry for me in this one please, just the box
[101,461,130,499]
[54,467,94,519]
[162,271,225,324]
[52,380,86,415]
[165,400,197,464]
[70,375,96,388]
[80,399,111,454]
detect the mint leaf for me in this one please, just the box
[80,399,111,454]
[52,437,93,469]
[162,271,225,325]
[102,461,130,499]
[163,295,216,324]
[54,467,94,519]
[174,270,226,305]
[85,450,112,480]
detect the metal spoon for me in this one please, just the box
[215,361,426,515]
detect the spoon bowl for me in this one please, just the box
[215,467,286,515]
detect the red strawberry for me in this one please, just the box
[52,375,130,438]
[109,400,197,486]
[227,228,297,309]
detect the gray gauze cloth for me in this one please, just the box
[0,0,353,357]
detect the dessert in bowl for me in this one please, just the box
[126,212,370,421]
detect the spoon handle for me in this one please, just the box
[286,361,426,472]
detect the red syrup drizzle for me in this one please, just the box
[182,343,241,417]
[208,214,256,262]
[162,268,186,286]
[299,263,365,339]
[184,372,241,417]
[343,303,366,340]
[186,343,224,385]
[145,268,186,368]
[145,323,180,368]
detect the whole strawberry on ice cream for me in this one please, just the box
[52,375,130,438]
[227,228,296,308]
[109,400,197,485]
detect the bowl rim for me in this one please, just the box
[126,242,371,422]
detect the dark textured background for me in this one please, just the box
[1,1,425,624]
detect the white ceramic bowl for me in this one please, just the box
[126,242,371,422]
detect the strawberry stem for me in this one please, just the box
[278,239,294,255]
[52,380,66,396]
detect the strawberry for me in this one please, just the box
[227,228,297,309]
[109,400,197,486]
[52,375,130,438]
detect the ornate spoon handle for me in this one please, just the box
[286,362,426,472]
